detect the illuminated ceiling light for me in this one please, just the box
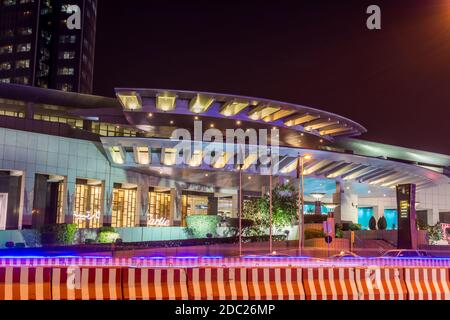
[189,150,203,167]
[326,163,358,179]
[189,94,215,114]
[280,160,298,174]
[248,105,280,121]
[304,118,340,131]
[263,109,296,122]
[236,120,241,125]
[133,146,151,165]
[156,92,177,111]
[170,120,174,125]
[248,176,252,180]
[368,190,372,194]
[342,166,375,181]
[284,113,319,127]
[220,100,249,116]
[162,148,177,166]
[117,92,142,111]
[194,116,199,120]
[148,113,153,117]
[109,146,125,164]
[212,152,231,169]
[320,139,324,143]
[320,126,353,136]
[303,159,333,175]
[325,204,338,211]
[210,123,215,128]
[303,154,313,160]
[241,153,258,171]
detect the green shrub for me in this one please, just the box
[349,223,362,231]
[186,215,221,238]
[335,223,343,238]
[377,216,387,230]
[96,231,120,244]
[99,226,116,233]
[304,229,325,240]
[427,223,443,245]
[369,216,377,230]
[40,224,77,246]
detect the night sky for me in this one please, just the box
[93,0,450,155]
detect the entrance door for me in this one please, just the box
[0,193,8,230]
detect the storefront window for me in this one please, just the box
[358,207,374,230]
[181,194,209,226]
[111,187,137,228]
[74,181,103,228]
[384,209,398,230]
[148,189,171,225]
[56,182,65,224]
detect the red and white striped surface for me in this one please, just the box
[303,268,358,300]
[355,268,407,300]
[51,267,122,300]
[187,268,248,300]
[404,268,450,300]
[247,268,305,300]
[122,268,188,300]
[1,257,450,268]
[0,267,51,300]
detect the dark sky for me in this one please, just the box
[93,0,450,155]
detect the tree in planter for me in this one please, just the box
[242,183,298,236]
[369,216,377,230]
[377,216,387,230]
[427,223,443,245]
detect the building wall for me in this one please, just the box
[0,127,221,229]
[358,183,450,226]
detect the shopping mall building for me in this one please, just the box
[0,83,449,236]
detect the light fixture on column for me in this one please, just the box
[310,193,325,200]
[324,204,338,211]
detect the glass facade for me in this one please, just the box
[384,209,398,230]
[73,181,103,228]
[358,207,374,230]
[111,187,137,228]
[148,189,171,222]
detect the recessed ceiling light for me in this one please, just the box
[210,124,215,128]
[170,120,174,125]
[194,116,199,120]
[236,120,241,125]
[148,113,153,117]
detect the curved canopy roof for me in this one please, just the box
[115,88,367,140]
[101,136,449,195]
